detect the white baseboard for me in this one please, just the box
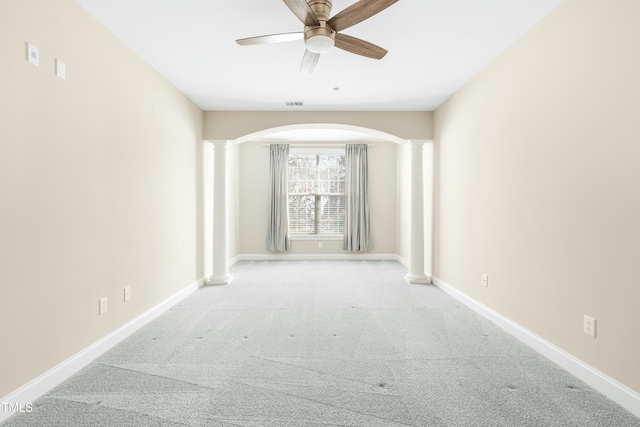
[0,276,206,423]
[395,255,409,267]
[233,253,402,262]
[432,276,640,419]
[10,271,635,421]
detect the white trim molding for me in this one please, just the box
[395,255,409,267]
[432,276,640,419]
[232,254,403,263]
[235,123,406,145]
[0,277,206,423]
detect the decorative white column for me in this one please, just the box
[423,141,434,282]
[207,141,232,285]
[405,140,431,284]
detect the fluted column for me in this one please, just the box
[207,141,232,285]
[405,140,431,284]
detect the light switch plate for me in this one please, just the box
[27,43,39,66]
[55,59,66,79]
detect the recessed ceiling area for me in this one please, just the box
[74,0,563,111]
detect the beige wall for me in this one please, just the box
[434,0,640,394]
[204,111,433,141]
[237,140,398,256]
[0,0,203,398]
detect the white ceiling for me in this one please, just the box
[74,0,562,112]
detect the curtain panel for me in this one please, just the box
[343,144,372,251]
[266,144,290,252]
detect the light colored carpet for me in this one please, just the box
[3,260,639,426]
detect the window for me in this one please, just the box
[288,151,345,235]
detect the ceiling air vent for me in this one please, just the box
[285,101,304,107]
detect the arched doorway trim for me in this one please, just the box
[233,123,407,145]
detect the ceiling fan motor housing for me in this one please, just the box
[306,0,332,22]
[304,0,335,53]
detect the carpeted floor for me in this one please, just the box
[3,260,639,426]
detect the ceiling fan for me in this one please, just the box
[236,0,399,74]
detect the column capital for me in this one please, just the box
[406,140,427,150]
[210,140,232,149]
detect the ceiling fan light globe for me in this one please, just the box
[306,35,335,53]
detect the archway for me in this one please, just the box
[205,124,431,285]
[233,123,407,145]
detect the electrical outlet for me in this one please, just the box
[584,315,596,338]
[27,43,39,66]
[124,286,131,302]
[99,297,108,315]
[318,242,323,249]
[482,274,489,287]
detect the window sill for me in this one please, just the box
[290,234,343,241]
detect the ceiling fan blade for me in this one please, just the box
[283,0,320,26]
[236,32,304,46]
[334,33,387,59]
[327,0,398,32]
[300,49,321,75]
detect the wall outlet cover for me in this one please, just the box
[27,43,39,66]
[584,315,596,338]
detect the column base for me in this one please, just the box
[404,274,431,285]
[206,275,232,286]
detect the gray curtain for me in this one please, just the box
[266,144,290,251]
[343,144,372,251]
